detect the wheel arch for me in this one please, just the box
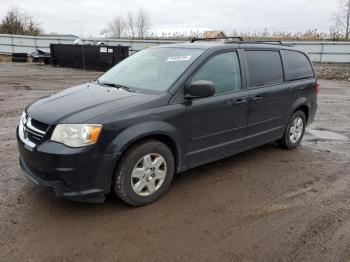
[290,98,310,124]
[107,121,184,173]
[295,105,309,123]
[120,133,180,171]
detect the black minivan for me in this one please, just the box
[17,40,318,206]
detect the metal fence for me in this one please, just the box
[0,34,77,54]
[1,34,350,63]
[287,41,350,63]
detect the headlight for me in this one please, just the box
[51,124,102,147]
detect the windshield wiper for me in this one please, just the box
[95,80,135,92]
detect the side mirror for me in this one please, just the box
[185,80,215,99]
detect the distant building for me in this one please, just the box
[203,31,226,39]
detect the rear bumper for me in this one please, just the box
[17,127,121,203]
[308,103,318,125]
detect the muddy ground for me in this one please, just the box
[0,63,349,262]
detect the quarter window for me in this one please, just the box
[246,51,284,87]
[192,52,241,94]
[282,51,314,81]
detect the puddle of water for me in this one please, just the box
[306,129,349,141]
[255,205,289,216]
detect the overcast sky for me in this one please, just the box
[0,0,339,36]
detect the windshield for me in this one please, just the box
[98,47,204,92]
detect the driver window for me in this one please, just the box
[192,52,241,94]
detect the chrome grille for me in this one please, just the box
[30,118,49,131]
[19,112,49,147]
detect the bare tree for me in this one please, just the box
[126,12,135,38]
[333,0,350,39]
[108,16,126,38]
[0,7,42,35]
[135,9,151,39]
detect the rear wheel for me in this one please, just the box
[278,110,306,149]
[114,139,175,206]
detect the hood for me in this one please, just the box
[27,83,160,125]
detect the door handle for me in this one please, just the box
[234,98,247,105]
[251,95,263,102]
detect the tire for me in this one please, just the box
[114,139,175,206]
[278,110,306,149]
[12,57,28,63]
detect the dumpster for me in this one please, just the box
[50,44,129,71]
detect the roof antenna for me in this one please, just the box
[80,24,87,81]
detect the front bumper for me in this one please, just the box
[17,127,120,203]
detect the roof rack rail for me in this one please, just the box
[190,37,294,47]
[247,40,283,44]
[225,40,294,47]
[190,36,243,43]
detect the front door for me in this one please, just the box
[186,51,249,168]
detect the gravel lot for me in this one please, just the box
[0,63,350,262]
[314,63,350,81]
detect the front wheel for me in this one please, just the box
[114,139,175,206]
[278,110,306,149]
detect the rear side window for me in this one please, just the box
[192,52,241,94]
[282,51,314,81]
[246,51,284,87]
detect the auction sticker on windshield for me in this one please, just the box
[166,56,192,62]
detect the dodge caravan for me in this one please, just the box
[17,39,318,206]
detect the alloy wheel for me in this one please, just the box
[130,153,167,196]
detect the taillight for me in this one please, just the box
[315,80,320,94]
